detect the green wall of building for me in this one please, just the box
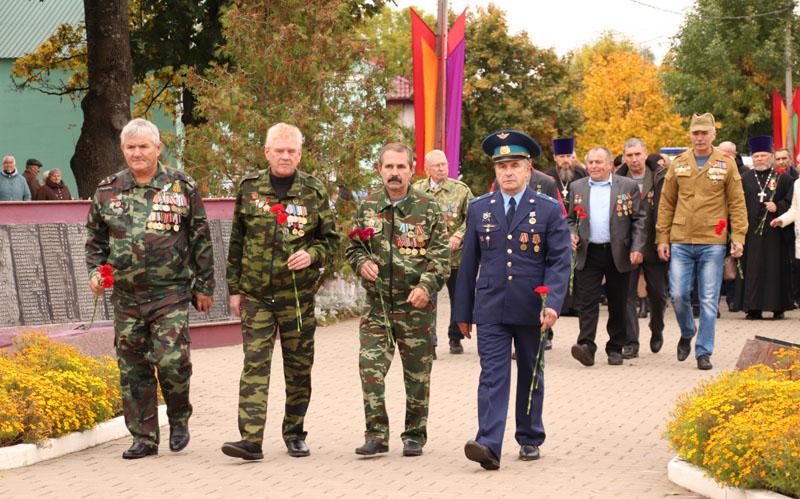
[1,59,176,199]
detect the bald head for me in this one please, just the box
[718,141,736,159]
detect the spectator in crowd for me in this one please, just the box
[771,170,800,309]
[774,148,798,180]
[23,158,42,198]
[0,155,32,201]
[35,168,73,200]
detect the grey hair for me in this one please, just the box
[47,168,61,178]
[378,143,414,167]
[584,146,612,164]
[2,155,16,164]
[265,123,304,148]
[424,149,447,165]
[623,138,647,151]
[120,118,161,146]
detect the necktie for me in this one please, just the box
[506,197,516,225]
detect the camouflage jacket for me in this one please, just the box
[345,186,449,309]
[85,165,215,301]
[411,177,474,269]
[226,168,339,301]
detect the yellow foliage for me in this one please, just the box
[0,333,121,447]
[665,350,800,497]
[576,50,686,155]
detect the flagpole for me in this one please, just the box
[785,7,794,160]
[434,0,448,151]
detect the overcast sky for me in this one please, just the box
[391,0,698,63]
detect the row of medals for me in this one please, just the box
[615,197,633,217]
[396,224,427,255]
[147,193,187,231]
[286,204,308,236]
[520,213,541,252]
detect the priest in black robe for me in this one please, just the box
[735,136,795,319]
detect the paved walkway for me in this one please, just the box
[1,295,798,498]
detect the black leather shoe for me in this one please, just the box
[650,332,664,353]
[570,343,594,366]
[773,311,784,320]
[169,425,190,452]
[621,345,639,359]
[449,339,464,354]
[286,439,310,457]
[637,298,648,318]
[519,444,540,461]
[464,440,500,470]
[677,337,691,362]
[544,338,553,350]
[355,439,388,456]
[122,441,158,459]
[697,355,713,370]
[607,351,623,366]
[402,440,423,457]
[221,440,264,460]
[745,311,763,320]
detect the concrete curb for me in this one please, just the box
[667,456,791,499]
[0,405,167,470]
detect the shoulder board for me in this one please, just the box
[412,186,436,203]
[534,192,559,204]
[300,171,328,195]
[167,168,197,189]
[97,174,117,187]
[473,192,493,202]
[239,170,262,185]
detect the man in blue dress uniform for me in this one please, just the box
[454,130,571,470]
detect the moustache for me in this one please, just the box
[388,176,402,183]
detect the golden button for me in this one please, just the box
[507,275,513,281]
[507,249,512,254]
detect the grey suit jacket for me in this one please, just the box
[567,173,647,273]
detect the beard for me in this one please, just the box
[753,165,772,172]
[557,166,575,183]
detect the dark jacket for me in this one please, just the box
[567,173,647,273]
[616,162,666,263]
[23,169,41,198]
[35,178,73,201]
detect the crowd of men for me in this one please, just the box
[84,115,799,471]
[0,155,73,200]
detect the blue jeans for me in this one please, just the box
[668,244,726,358]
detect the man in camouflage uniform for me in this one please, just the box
[222,123,339,461]
[85,118,215,459]
[412,149,474,355]
[346,143,449,457]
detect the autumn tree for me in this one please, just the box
[183,0,394,198]
[663,0,800,144]
[576,48,686,155]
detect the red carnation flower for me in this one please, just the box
[574,206,585,212]
[348,228,362,240]
[99,264,113,278]
[534,285,550,296]
[276,212,289,224]
[102,275,114,288]
[361,227,375,240]
[714,219,728,236]
[578,212,588,219]
[270,203,285,214]
[776,168,787,175]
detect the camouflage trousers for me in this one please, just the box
[359,300,434,445]
[237,293,316,445]
[113,297,192,446]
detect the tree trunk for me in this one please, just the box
[70,0,133,198]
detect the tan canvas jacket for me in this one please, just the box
[656,147,748,245]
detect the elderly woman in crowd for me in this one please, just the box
[35,168,73,200]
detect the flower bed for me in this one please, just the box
[665,349,800,497]
[0,333,122,447]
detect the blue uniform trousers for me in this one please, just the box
[475,322,545,460]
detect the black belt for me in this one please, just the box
[588,242,611,249]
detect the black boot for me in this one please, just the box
[637,298,648,318]
[122,441,158,459]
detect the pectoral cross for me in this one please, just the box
[561,186,568,198]
[758,191,767,203]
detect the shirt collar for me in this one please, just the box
[588,175,612,187]
[500,190,524,206]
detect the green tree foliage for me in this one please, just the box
[357,6,435,79]
[663,0,800,144]
[459,5,580,193]
[183,0,394,201]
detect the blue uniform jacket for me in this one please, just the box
[454,186,571,326]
